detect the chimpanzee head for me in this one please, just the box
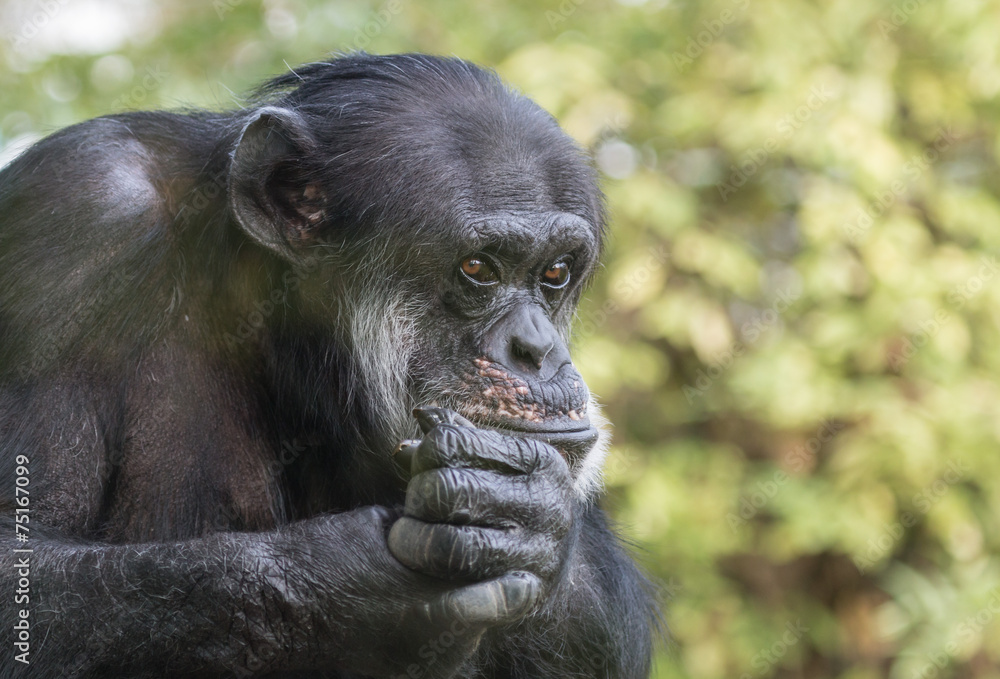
[228,53,610,497]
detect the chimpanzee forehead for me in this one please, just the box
[372,158,601,251]
[465,210,600,261]
[307,69,604,248]
[379,116,598,227]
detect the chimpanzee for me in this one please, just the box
[0,53,656,678]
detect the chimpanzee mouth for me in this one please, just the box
[449,356,598,463]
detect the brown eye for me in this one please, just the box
[541,261,570,288]
[460,257,498,284]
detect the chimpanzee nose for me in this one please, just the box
[511,318,553,370]
[483,304,570,380]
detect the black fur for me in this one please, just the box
[0,53,656,678]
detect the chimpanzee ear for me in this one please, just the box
[229,106,326,257]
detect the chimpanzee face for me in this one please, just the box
[228,65,610,492]
[405,209,602,469]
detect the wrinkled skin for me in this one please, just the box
[390,409,575,585]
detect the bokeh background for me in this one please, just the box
[3,1,1000,677]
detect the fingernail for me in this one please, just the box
[394,439,420,471]
[394,439,420,455]
[413,407,445,433]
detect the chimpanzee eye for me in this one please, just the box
[460,256,499,284]
[541,261,570,288]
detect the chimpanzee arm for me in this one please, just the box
[1,517,283,678]
[0,508,541,678]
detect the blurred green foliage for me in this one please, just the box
[3,0,1000,677]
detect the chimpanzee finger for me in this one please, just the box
[393,405,473,474]
[403,467,572,536]
[388,517,554,580]
[413,407,475,434]
[424,571,541,630]
[412,425,568,480]
[393,438,422,474]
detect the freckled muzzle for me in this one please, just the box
[456,357,599,465]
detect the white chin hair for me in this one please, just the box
[573,395,611,502]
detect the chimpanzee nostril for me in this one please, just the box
[511,340,534,367]
[511,334,553,370]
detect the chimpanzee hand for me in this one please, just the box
[256,407,578,678]
[388,407,576,591]
[266,504,541,679]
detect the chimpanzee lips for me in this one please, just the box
[499,423,600,464]
[456,357,598,463]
